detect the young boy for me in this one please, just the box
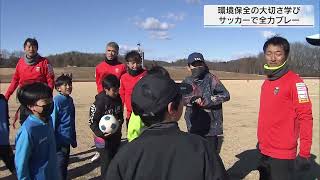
[120,50,147,126]
[127,65,171,142]
[50,74,77,180]
[0,94,15,174]
[106,73,228,180]
[15,82,58,180]
[182,52,230,153]
[89,74,124,177]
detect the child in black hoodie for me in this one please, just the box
[89,74,124,177]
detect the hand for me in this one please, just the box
[4,94,9,101]
[295,155,311,171]
[103,132,112,137]
[190,96,204,106]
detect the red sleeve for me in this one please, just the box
[119,76,125,105]
[292,79,313,158]
[5,62,20,100]
[44,60,55,90]
[95,65,102,93]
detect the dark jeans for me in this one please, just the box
[56,146,71,180]
[97,131,121,178]
[205,135,224,154]
[258,154,294,180]
[0,145,15,173]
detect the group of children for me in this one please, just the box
[0,39,230,179]
[1,38,77,180]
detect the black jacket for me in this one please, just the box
[89,92,123,138]
[183,72,230,136]
[106,122,228,180]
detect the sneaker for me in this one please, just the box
[91,152,100,162]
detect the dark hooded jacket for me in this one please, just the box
[182,72,230,136]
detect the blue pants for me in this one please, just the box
[56,146,70,180]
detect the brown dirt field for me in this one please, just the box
[0,79,319,180]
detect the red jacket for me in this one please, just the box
[95,61,126,93]
[120,70,147,119]
[5,57,55,100]
[258,70,313,159]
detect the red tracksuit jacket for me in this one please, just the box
[95,61,126,93]
[258,70,313,159]
[5,57,55,100]
[119,70,147,119]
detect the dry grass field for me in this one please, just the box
[0,66,264,83]
[0,67,319,179]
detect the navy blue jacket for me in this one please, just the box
[51,93,77,149]
[0,94,10,145]
[183,72,230,136]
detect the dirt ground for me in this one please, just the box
[0,79,319,180]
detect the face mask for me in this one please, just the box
[128,68,143,76]
[191,66,207,79]
[39,103,54,117]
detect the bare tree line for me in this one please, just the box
[0,42,319,76]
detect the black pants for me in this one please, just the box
[258,154,294,180]
[205,135,224,154]
[97,131,121,178]
[56,146,71,180]
[0,145,15,173]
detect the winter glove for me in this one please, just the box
[295,155,311,171]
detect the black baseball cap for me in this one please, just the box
[187,52,205,64]
[131,74,192,117]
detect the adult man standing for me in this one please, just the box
[257,36,313,180]
[5,38,55,125]
[95,42,126,93]
[92,41,126,162]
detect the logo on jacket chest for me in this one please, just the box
[39,136,48,145]
[35,66,41,72]
[273,87,280,95]
[115,68,120,74]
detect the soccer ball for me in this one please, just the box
[99,114,119,134]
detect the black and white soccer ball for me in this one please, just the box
[99,114,119,134]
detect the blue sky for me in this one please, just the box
[0,0,319,61]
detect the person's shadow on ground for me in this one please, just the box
[68,140,129,179]
[68,147,100,179]
[227,149,320,180]
[227,149,261,179]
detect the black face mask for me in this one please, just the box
[39,103,54,117]
[128,68,143,76]
[191,66,208,79]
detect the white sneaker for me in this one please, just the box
[91,152,100,162]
